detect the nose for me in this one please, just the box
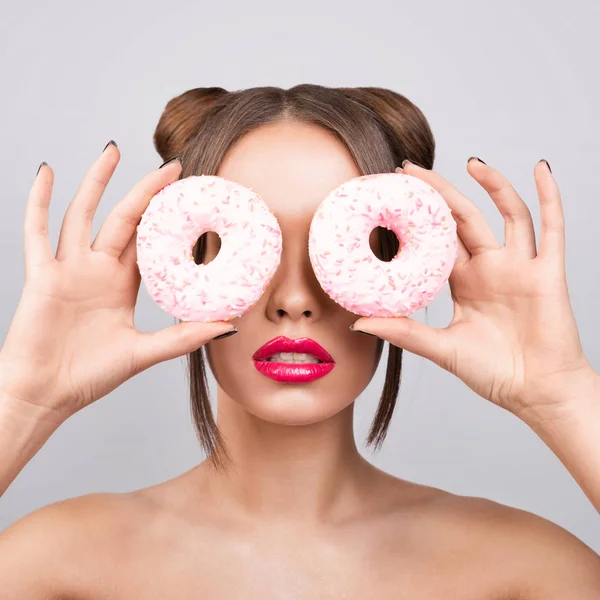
[264,240,325,324]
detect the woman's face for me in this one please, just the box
[204,119,384,426]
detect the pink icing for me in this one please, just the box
[308,172,458,317]
[136,175,282,322]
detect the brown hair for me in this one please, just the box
[153,84,435,470]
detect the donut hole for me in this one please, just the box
[369,226,400,262]
[192,231,222,265]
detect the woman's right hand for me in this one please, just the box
[0,142,236,423]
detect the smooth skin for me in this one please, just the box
[357,157,600,515]
[1,123,600,599]
[0,149,237,497]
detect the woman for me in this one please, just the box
[1,84,600,598]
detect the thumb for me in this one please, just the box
[134,321,237,372]
[352,316,450,366]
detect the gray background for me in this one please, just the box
[1,0,599,552]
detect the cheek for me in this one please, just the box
[204,341,232,385]
[204,337,259,398]
[345,335,384,381]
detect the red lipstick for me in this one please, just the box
[252,336,335,383]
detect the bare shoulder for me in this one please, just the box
[0,491,146,599]
[433,492,600,598]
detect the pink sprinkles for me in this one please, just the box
[308,172,458,317]
[136,175,282,322]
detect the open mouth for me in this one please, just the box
[264,352,324,364]
[252,336,335,382]
[252,336,334,363]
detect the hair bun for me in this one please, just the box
[153,87,229,162]
[337,86,435,169]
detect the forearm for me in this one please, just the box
[520,369,600,514]
[0,390,63,497]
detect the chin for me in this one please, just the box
[207,347,376,426]
[238,385,354,426]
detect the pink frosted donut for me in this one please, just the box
[308,172,458,317]
[136,175,282,322]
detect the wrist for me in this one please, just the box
[0,389,65,496]
[0,355,71,427]
[516,365,600,430]
[0,386,67,438]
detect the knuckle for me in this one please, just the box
[454,209,477,225]
[504,208,532,223]
[88,169,112,189]
[115,207,142,228]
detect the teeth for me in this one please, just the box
[266,352,323,364]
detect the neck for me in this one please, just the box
[200,387,379,525]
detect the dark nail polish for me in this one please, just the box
[540,159,552,173]
[349,324,376,337]
[468,156,486,165]
[159,156,182,169]
[36,161,47,176]
[103,140,118,152]
[212,329,238,340]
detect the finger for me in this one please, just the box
[55,142,120,260]
[534,160,564,264]
[133,321,237,373]
[352,316,450,367]
[401,160,500,256]
[466,158,536,258]
[92,158,182,258]
[24,162,55,274]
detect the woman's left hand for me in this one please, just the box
[351,157,596,423]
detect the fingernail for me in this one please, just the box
[103,140,118,152]
[468,156,486,165]
[539,159,552,174]
[349,323,376,337]
[36,161,48,176]
[212,328,238,340]
[401,159,427,169]
[394,166,404,173]
[159,156,182,169]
